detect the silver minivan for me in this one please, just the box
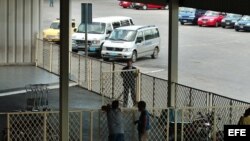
[101,25,160,62]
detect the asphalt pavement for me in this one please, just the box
[42,0,250,102]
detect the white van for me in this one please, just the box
[72,16,134,54]
[101,25,160,62]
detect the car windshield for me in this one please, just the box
[109,29,137,42]
[241,16,250,21]
[204,11,219,16]
[180,7,195,13]
[50,22,60,29]
[77,22,106,34]
[226,14,242,18]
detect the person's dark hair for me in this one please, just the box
[138,101,146,109]
[112,100,119,109]
[244,108,250,117]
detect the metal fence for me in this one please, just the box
[1,105,250,141]
[36,39,250,109]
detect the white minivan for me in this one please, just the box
[101,25,160,62]
[72,16,134,54]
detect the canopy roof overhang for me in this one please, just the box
[124,0,250,15]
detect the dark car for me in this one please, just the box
[221,13,242,28]
[179,7,206,25]
[235,15,250,32]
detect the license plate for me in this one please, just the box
[110,53,117,56]
[135,3,140,5]
[203,21,207,24]
[183,20,187,22]
[226,22,230,25]
[240,26,244,28]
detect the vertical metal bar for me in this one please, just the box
[100,61,103,94]
[69,52,72,79]
[167,0,179,107]
[78,54,81,84]
[49,43,53,72]
[111,62,115,99]
[174,83,177,108]
[89,111,93,141]
[181,109,184,141]
[43,113,47,141]
[89,59,92,90]
[166,109,169,141]
[136,70,141,102]
[80,112,83,141]
[174,109,177,141]
[229,100,233,124]
[189,88,192,107]
[7,114,10,141]
[59,0,70,140]
[153,77,156,108]
[212,108,217,141]
[84,4,89,87]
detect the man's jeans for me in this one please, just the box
[109,133,125,141]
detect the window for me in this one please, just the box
[152,28,160,38]
[144,30,153,40]
[130,19,134,25]
[109,29,137,42]
[136,31,143,42]
[121,20,130,26]
[112,22,121,29]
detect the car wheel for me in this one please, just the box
[215,22,219,27]
[181,22,184,25]
[123,6,126,8]
[142,5,147,10]
[222,26,225,28]
[235,28,239,32]
[131,51,137,62]
[199,24,202,27]
[151,47,159,59]
[103,58,109,61]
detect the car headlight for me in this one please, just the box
[209,19,214,21]
[221,19,225,22]
[123,48,132,52]
[235,22,239,26]
[92,40,101,45]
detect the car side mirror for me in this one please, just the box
[106,30,112,35]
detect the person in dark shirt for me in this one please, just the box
[134,101,150,141]
[121,60,137,107]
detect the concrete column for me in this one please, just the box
[16,0,24,63]
[8,0,16,63]
[168,0,179,107]
[0,0,8,63]
[59,0,71,140]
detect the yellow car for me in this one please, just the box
[43,19,77,42]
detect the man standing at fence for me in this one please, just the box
[101,100,125,141]
[121,59,138,107]
[134,101,150,141]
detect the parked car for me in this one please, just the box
[43,19,76,42]
[119,1,133,8]
[234,15,250,32]
[179,7,206,25]
[101,25,160,62]
[197,11,225,27]
[221,13,242,28]
[133,2,167,10]
[72,16,134,54]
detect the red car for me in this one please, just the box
[198,11,225,27]
[119,1,133,8]
[133,2,167,10]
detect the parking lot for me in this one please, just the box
[42,0,250,102]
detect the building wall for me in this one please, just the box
[0,0,42,64]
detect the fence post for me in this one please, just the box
[49,43,53,72]
[174,82,177,108]
[69,52,72,79]
[80,111,83,141]
[181,109,184,141]
[153,77,156,108]
[189,88,192,107]
[100,62,103,94]
[7,114,10,141]
[78,55,81,85]
[137,71,141,102]
[43,113,47,141]
[174,109,177,141]
[212,108,217,141]
[111,62,115,99]
[229,100,233,124]
[89,59,92,91]
[89,111,93,141]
